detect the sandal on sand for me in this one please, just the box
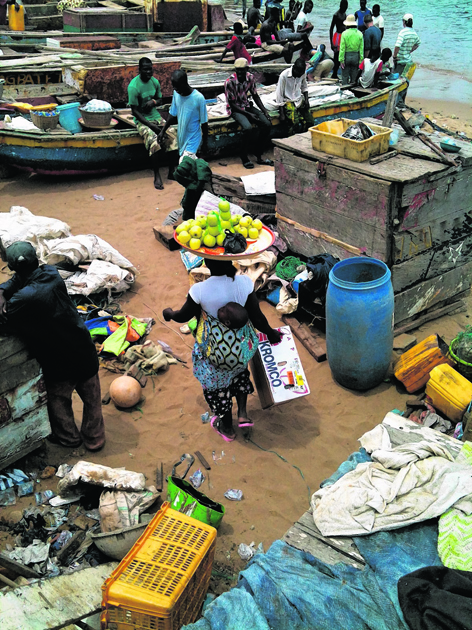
[238,419,254,428]
[210,416,236,442]
[243,161,254,169]
[257,158,274,166]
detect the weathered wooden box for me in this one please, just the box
[274,130,472,328]
[0,335,50,471]
[63,8,152,33]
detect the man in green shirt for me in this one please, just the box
[128,57,165,190]
[339,14,364,85]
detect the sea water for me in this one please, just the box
[224,0,472,102]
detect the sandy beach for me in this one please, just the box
[1,91,470,587]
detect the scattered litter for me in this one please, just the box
[224,489,243,501]
[17,481,35,497]
[238,542,256,560]
[212,450,224,463]
[93,194,105,201]
[201,412,210,424]
[180,323,191,334]
[454,422,463,440]
[0,488,16,506]
[0,476,15,491]
[49,492,83,507]
[35,489,55,505]
[189,469,205,489]
[40,466,56,479]
[50,530,73,551]
[9,540,50,566]
[99,486,158,532]
[85,509,101,520]
[43,508,69,530]
[180,250,203,271]
[6,469,29,484]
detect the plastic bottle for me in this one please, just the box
[389,129,399,146]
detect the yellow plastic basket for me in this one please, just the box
[100,502,217,630]
[309,118,392,162]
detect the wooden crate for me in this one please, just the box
[273,130,472,327]
[211,173,276,215]
[0,335,50,470]
[63,8,152,33]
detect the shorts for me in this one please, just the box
[261,42,285,54]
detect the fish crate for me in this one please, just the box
[309,119,392,162]
[100,502,217,630]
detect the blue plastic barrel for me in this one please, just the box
[326,257,394,390]
[56,102,82,134]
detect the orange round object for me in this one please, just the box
[109,376,142,408]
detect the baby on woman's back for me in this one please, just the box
[218,302,249,330]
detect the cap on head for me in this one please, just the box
[5,241,38,273]
[234,58,249,69]
[403,13,413,24]
[343,14,357,26]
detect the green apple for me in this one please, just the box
[189,225,202,238]
[237,226,248,238]
[248,227,259,240]
[189,238,201,250]
[216,232,226,246]
[208,226,220,237]
[239,216,252,229]
[220,220,232,231]
[203,234,216,247]
[252,219,263,231]
[175,221,189,234]
[177,230,191,244]
[218,199,231,213]
[197,217,207,228]
[207,213,218,227]
[219,210,231,221]
[231,214,241,226]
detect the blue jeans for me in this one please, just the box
[231,105,272,161]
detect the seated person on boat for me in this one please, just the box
[275,58,312,134]
[357,47,391,88]
[219,21,253,64]
[260,8,295,64]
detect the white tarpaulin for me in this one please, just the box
[0,206,135,296]
[241,171,275,196]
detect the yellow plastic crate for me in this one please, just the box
[100,502,217,630]
[309,118,392,162]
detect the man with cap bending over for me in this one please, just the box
[225,58,274,169]
[0,242,105,451]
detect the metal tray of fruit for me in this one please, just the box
[173,210,275,260]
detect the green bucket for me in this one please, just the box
[167,476,225,529]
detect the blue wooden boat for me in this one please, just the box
[0,79,409,176]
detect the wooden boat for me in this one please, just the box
[0,79,408,176]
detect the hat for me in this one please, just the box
[403,13,413,22]
[234,58,249,69]
[5,241,38,272]
[343,14,357,26]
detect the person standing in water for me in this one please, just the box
[393,13,420,108]
[329,0,348,79]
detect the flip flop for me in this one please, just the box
[243,161,255,169]
[257,158,274,166]
[210,416,236,442]
[238,419,254,428]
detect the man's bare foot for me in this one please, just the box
[154,171,164,190]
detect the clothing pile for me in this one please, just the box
[0,206,135,297]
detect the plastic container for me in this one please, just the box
[56,102,82,134]
[8,4,25,31]
[292,269,309,293]
[309,119,392,162]
[101,502,217,630]
[449,336,472,380]
[326,257,394,390]
[394,334,451,393]
[425,364,472,422]
[167,475,225,529]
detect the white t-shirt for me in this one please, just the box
[372,14,384,29]
[294,9,311,32]
[189,274,254,318]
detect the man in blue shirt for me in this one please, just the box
[354,0,371,33]
[363,13,382,61]
[158,70,208,163]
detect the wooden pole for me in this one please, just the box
[382,90,397,128]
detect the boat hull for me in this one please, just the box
[0,82,407,175]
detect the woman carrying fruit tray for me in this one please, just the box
[163,255,282,442]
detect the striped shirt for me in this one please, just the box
[395,27,420,64]
[224,71,258,114]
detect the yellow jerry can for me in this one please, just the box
[394,334,451,393]
[9,4,25,31]
[425,364,472,422]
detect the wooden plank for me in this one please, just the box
[283,524,364,569]
[282,315,326,362]
[0,404,50,471]
[0,335,28,363]
[382,414,462,458]
[382,91,396,128]
[273,133,447,184]
[0,374,46,427]
[398,169,472,230]
[394,261,472,323]
[275,147,392,230]
[391,233,472,293]
[0,552,40,579]
[276,219,358,260]
[0,563,117,630]
[277,192,388,260]
[0,358,42,396]
[393,298,465,335]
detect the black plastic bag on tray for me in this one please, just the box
[223,229,247,254]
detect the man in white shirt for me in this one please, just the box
[372,4,384,39]
[293,0,314,33]
[275,58,311,133]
